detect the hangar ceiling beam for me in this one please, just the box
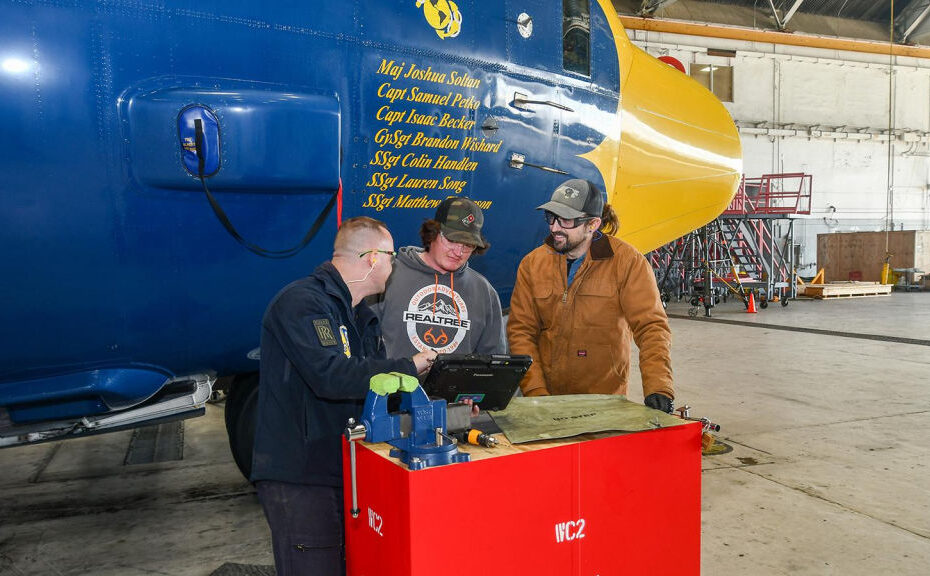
[619,15,930,59]
[768,0,805,32]
[781,0,805,30]
[639,0,679,17]
[898,1,930,43]
[767,0,785,30]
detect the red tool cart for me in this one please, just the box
[342,422,702,576]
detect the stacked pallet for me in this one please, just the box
[800,281,892,299]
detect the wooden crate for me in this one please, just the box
[816,230,930,282]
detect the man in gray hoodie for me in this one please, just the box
[373,197,506,357]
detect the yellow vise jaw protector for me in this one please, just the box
[369,372,419,396]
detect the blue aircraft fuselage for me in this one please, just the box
[0,0,738,438]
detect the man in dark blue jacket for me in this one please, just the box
[251,216,437,576]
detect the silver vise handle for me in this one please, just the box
[435,427,459,447]
[345,419,368,519]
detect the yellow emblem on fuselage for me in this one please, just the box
[416,0,461,39]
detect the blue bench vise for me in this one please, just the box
[351,372,470,471]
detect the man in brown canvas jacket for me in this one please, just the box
[507,179,674,412]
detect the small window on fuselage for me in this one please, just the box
[563,0,590,76]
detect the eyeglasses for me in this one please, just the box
[440,232,476,253]
[544,211,592,229]
[358,249,397,263]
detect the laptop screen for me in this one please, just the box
[422,353,532,411]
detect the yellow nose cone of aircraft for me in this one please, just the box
[583,4,743,253]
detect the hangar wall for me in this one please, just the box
[627,28,930,275]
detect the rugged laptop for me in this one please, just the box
[422,353,532,411]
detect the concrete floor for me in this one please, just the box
[1,292,929,575]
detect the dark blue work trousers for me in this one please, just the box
[256,480,345,576]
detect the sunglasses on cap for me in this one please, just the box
[544,211,593,230]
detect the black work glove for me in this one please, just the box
[644,393,673,414]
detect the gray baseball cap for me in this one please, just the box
[536,179,605,219]
[435,197,487,248]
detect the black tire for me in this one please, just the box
[760,299,768,309]
[781,297,790,307]
[225,372,260,481]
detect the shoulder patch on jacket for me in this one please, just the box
[313,318,338,347]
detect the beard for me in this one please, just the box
[551,232,585,255]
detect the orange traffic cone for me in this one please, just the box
[746,292,757,314]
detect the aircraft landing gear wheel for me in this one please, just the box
[225,372,260,481]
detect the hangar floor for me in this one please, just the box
[1,292,928,575]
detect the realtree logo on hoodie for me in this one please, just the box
[401,284,471,353]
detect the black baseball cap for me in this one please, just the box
[435,197,487,248]
[536,179,604,219]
